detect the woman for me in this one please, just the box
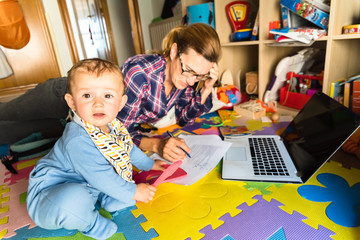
[0,23,221,162]
[119,23,221,162]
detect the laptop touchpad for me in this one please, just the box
[226,146,247,161]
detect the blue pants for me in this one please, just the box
[27,183,134,239]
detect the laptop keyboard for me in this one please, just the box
[249,138,290,176]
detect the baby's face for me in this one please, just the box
[66,71,126,132]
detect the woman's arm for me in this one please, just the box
[176,63,219,126]
[139,135,190,162]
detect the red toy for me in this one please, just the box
[225,1,250,31]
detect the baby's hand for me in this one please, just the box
[151,160,166,171]
[132,183,156,203]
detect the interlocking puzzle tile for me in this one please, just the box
[0,163,8,186]
[28,232,126,240]
[253,122,288,135]
[4,206,158,240]
[0,185,10,239]
[330,149,360,170]
[242,119,272,132]
[192,127,219,136]
[112,206,158,239]
[243,181,283,195]
[1,179,36,239]
[199,195,334,239]
[132,166,261,240]
[221,235,234,240]
[267,227,287,240]
[5,225,78,240]
[298,173,360,228]
[262,161,360,239]
[4,158,39,186]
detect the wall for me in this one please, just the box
[41,0,135,76]
[41,0,73,76]
[107,0,135,65]
[138,0,165,52]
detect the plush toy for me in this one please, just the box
[216,85,242,109]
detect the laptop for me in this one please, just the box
[222,91,360,183]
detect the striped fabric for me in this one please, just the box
[73,113,134,182]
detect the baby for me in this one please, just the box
[27,58,165,239]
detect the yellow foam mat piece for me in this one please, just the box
[0,185,9,240]
[262,161,360,240]
[132,166,261,240]
[0,229,7,239]
[0,186,9,207]
[17,157,40,170]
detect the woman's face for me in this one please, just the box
[171,48,214,90]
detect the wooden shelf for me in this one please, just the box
[182,0,360,104]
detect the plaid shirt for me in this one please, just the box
[118,54,212,146]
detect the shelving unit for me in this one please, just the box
[183,0,360,101]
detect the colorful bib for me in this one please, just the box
[73,113,134,182]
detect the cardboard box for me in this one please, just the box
[234,101,266,119]
[281,0,329,30]
[281,5,315,29]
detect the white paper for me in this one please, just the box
[150,135,232,185]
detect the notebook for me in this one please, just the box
[222,91,360,183]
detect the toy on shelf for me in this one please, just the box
[264,48,319,104]
[245,71,258,95]
[217,85,242,109]
[186,2,215,29]
[225,1,252,41]
[280,71,323,109]
[343,24,360,34]
[280,0,330,30]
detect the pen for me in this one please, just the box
[166,131,191,158]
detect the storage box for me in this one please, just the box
[186,2,215,29]
[280,86,311,109]
[234,101,266,119]
[281,5,315,29]
[280,0,329,30]
[343,24,360,34]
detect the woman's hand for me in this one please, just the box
[204,62,219,89]
[132,183,156,203]
[159,137,191,162]
[201,63,219,104]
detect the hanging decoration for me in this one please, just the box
[0,0,30,49]
[0,48,13,79]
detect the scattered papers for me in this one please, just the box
[270,27,327,44]
[150,135,232,185]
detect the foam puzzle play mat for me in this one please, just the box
[1,111,359,239]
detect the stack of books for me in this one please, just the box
[219,126,251,140]
[330,74,360,114]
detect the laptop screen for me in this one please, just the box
[280,91,360,182]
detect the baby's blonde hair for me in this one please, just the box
[67,58,124,94]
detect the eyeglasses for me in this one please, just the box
[179,54,211,81]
